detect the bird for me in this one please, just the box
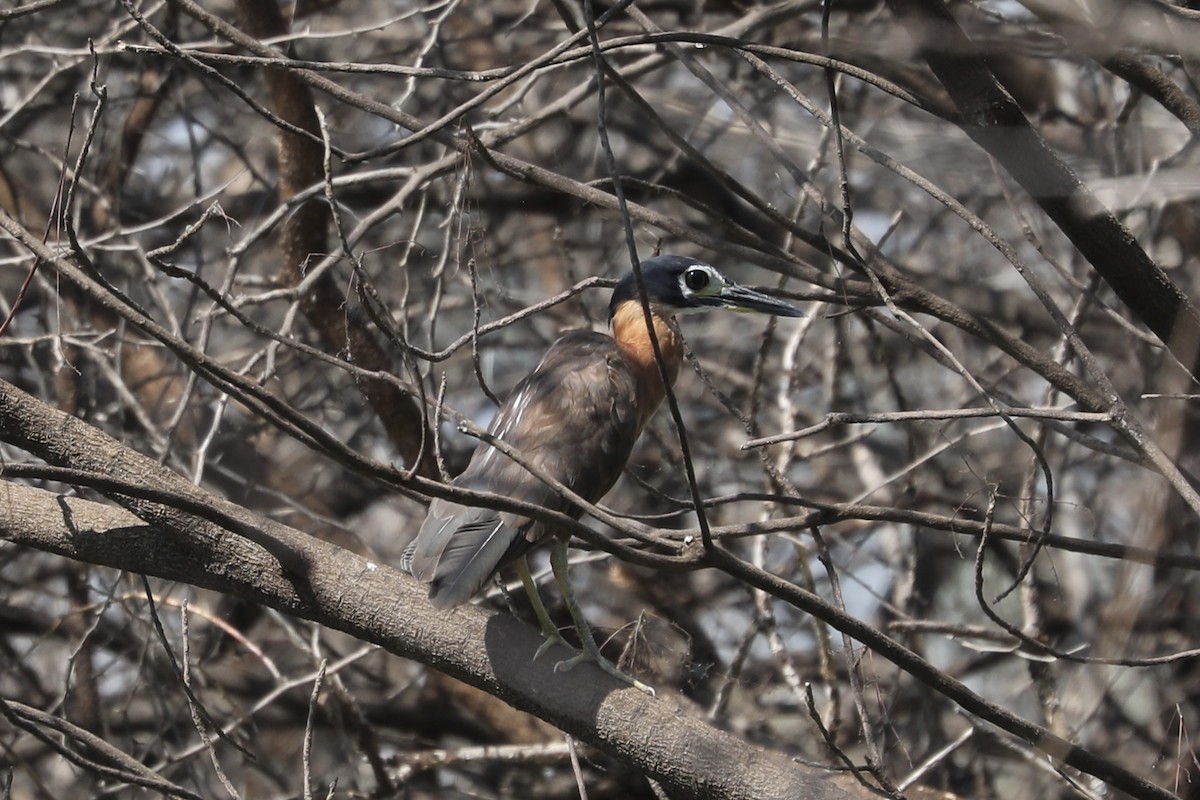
[402,254,803,693]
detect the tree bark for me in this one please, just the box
[0,378,863,800]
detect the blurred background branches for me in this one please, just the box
[2,0,1200,798]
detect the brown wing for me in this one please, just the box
[404,331,640,608]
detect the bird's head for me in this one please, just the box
[608,255,804,320]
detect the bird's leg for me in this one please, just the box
[515,556,571,661]
[548,538,656,696]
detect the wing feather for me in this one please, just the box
[404,331,641,607]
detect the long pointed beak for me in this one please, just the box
[707,284,804,317]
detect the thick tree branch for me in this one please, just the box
[0,371,1180,799]
[0,377,862,800]
[0,489,861,800]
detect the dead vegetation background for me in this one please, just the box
[2,0,1200,798]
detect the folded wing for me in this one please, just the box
[404,331,641,608]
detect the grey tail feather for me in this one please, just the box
[403,515,452,582]
[399,538,418,574]
[427,581,474,610]
[425,515,514,609]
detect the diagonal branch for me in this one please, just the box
[0,382,865,800]
[0,371,1177,800]
[885,0,1200,380]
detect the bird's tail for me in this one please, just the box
[404,501,532,608]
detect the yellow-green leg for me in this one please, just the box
[547,538,655,696]
[515,556,571,661]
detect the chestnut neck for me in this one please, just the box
[610,300,683,431]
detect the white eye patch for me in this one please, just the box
[679,264,725,297]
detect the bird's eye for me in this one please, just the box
[684,267,710,291]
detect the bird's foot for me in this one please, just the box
[532,630,572,663]
[553,647,656,697]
